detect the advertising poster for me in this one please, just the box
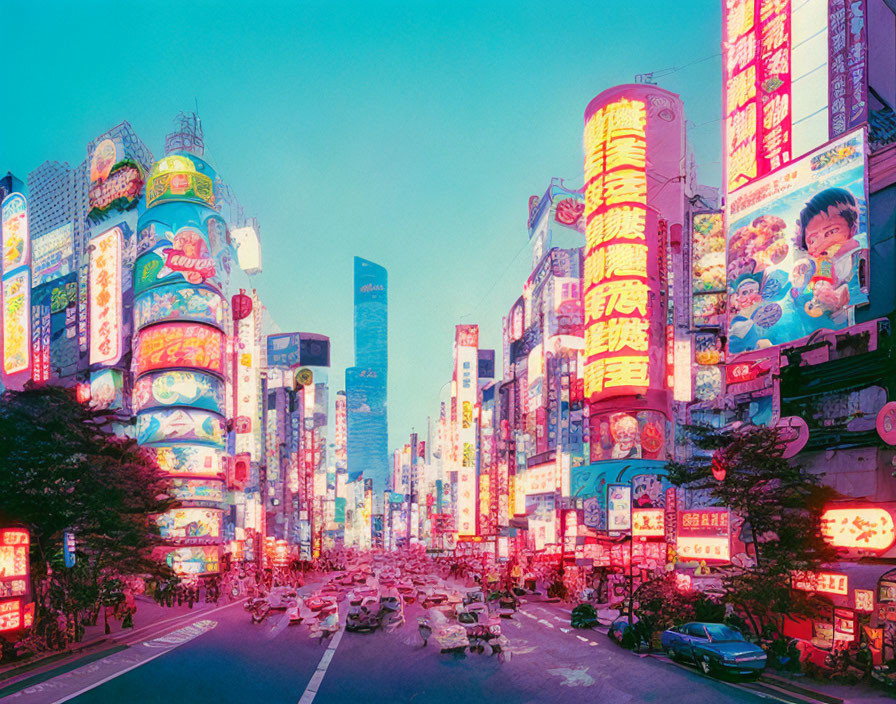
[136,408,226,448]
[31,223,74,286]
[134,322,224,376]
[692,212,725,293]
[2,268,31,375]
[156,508,222,543]
[589,410,668,462]
[133,370,225,415]
[727,129,869,355]
[134,284,224,331]
[89,368,124,410]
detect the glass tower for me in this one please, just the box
[346,257,389,490]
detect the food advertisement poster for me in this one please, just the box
[727,129,868,355]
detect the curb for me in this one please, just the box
[758,673,845,704]
[0,635,110,683]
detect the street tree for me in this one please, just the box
[666,423,839,640]
[0,385,174,630]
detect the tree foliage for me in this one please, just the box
[0,385,174,622]
[666,423,839,638]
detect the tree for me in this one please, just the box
[0,385,175,632]
[666,423,839,640]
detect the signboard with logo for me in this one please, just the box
[792,570,849,596]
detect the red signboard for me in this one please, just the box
[134,323,224,376]
[725,360,767,385]
[677,508,730,563]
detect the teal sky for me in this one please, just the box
[0,0,722,452]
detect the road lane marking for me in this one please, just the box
[537,619,554,629]
[297,626,344,704]
[576,635,590,642]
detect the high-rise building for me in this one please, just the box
[346,256,389,491]
[0,172,24,203]
[27,161,79,239]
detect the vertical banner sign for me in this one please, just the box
[88,227,123,365]
[664,487,677,563]
[724,0,792,193]
[1,194,30,274]
[583,97,653,400]
[828,0,868,138]
[455,325,479,536]
[2,269,31,375]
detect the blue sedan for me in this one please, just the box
[661,622,767,678]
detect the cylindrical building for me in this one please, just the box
[133,153,232,577]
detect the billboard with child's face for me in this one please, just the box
[726,129,868,355]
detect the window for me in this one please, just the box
[686,623,707,639]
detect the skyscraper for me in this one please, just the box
[346,257,388,491]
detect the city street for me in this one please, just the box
[1,583,800,704]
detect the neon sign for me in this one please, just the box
[724,0,792,193]
[792,570,848,596]
[821,507,896,552]
[1,193,29,273]
[583,97,654,400]
[134,322,224,376]
[632,508,665,537]
[2,268,30,375]
[163,228,216,284]
[677,508,731,562]
[88,226,123,365]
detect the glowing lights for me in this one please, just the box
[676,509,731,562]
[2,268,30,375]
[583,96,656,401]
[88,226,123,365]
[455,325,478,536]
[821,507,896,552]
[723,0,792,192]
[145,155,214,208]
[632,508,665,537]
[792,571,848,596]
[134,322,224,376]
[1,193,29,273]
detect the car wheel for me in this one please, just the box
[666,646,677,661]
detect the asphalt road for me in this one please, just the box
[4,588,781,704]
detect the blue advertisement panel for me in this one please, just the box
[136,408,225,448]
[134,283,224,331]
[727,129,869,354]
[133,370,225,415]
[572,460,667,530]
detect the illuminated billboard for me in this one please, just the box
[88,226,123,365]
[632,508,664,538]
[1,193,29,274]
[156,508,222,543]
[154,445,223,476]
[2,268,30,375]
[133,370,225,415]
[582,86,679,403]
[455,325,478,536]
[137,408,225,448]
[134,219,230,296]
[0,529,29,600]
[134,284,224,331]
[589,410,667,462]
[165,545,221,575]
[134,322,224,376]
[692,212,725,293]
[727,129,868,354]
[821,506,895,552]
[677,508,730,563]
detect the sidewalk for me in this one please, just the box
[0,594,223,684]
[758,669,895,704]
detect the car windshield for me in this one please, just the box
[703,624,745,642]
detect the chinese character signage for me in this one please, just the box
[88,226,123,365]
[828,0,867,139]
[792,570,848,596]
[727,129,868,355]
[821,506,896,552]
[632,508,664,537]
[724,0,792,193]
[677,508,731,562]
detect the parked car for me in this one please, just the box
[661,623,767,678]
